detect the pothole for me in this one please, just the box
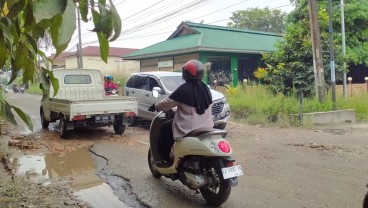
[8,147,131,208]
[89,147,150,208]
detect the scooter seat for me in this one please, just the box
[186,129,227,137]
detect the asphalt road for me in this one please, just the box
[6,92,368,208]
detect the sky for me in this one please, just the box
[63,0,294,53]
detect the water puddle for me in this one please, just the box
[9,147,129,208]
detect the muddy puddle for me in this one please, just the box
[9,147,130,208]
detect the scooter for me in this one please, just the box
[148,111,243,207]
[105,89,119,96]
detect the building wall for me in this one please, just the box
[65,55,140,77]
[140,53,199,72]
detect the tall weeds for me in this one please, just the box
[226,84,368,126]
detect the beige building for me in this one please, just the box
[47,46,140,77]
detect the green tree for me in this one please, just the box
[227,7,287,33]
[255,0,368,97]
[331,0,368,65]
[0,0,122,130]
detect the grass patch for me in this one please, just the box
[26,83,43,95]
[226,84,368,126]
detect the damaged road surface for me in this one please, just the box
[1,93,368,208]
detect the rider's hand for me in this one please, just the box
[148,103,157,112]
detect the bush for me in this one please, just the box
[226,84,368,126]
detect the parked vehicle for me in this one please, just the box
[123,72,230,129]
[19,86,25,94]
[12,83,19,93]
[40,69,138,138]
[148,110,243,207]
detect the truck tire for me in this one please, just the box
[127,115,137,127]
[114,123,126,135]
[40,108,49,129]
[59,115,71,139]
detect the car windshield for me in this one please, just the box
[160,75,185,92]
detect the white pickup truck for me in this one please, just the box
[40,69,138,138]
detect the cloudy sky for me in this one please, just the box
[65,0,294,52]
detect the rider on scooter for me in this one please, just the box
[148,59,214,163]
[104,75,117,95]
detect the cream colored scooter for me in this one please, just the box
[148,111,243,207]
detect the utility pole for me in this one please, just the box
[77,7,83,69]
[328,0,336,109]
[341,0,347,99]
[308,0,326,102]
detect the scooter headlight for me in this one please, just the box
[218,140,230,153]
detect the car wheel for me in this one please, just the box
[127,115,137,127]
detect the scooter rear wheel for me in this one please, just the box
[200,159,231,207]
[148,149,162,178]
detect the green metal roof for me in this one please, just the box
[123,22,283,59]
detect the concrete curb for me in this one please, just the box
[290,109,356,125]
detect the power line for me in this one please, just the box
[122,0,212,35]
[191,0,248,22]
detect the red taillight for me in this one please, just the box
[226,161,234,167]
[125,112,136,116]
[72,115,85,121]
[218,140,231,153]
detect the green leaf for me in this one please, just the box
[97,4,112,38]
[50,0,76,57]
[22,56,36,84]
[33,0,66,23]
[11,104,33,131]
[7,0,24,18]
[79,0,89,22]
[23,4,35,32]
[25,33,38,53]
[0,21,13,45]
[14,43,28,70]
[91,8,102,32]
[98,0,106,6]
[109,0,121,41]
[43,68,59,97]
[1,102,17,126]
[0,33,6,68]
[97,31,109,63]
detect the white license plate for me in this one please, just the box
[222,165,243,179]
[95,115,114,122]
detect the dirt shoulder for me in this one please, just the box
[0,122,92,208]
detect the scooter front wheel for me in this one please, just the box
[200,159,231,207]
[148,149,162,178]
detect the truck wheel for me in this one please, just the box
[114,123,126,135]
[59,115,71,139]
[40,108,49,129]
[127,115,137,127]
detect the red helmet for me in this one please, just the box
[182,60,204,80]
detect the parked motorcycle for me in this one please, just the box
[12,84,19,93]
[20,87,25,94]
[148,110,243,207]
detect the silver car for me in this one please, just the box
[123,72,230,129]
